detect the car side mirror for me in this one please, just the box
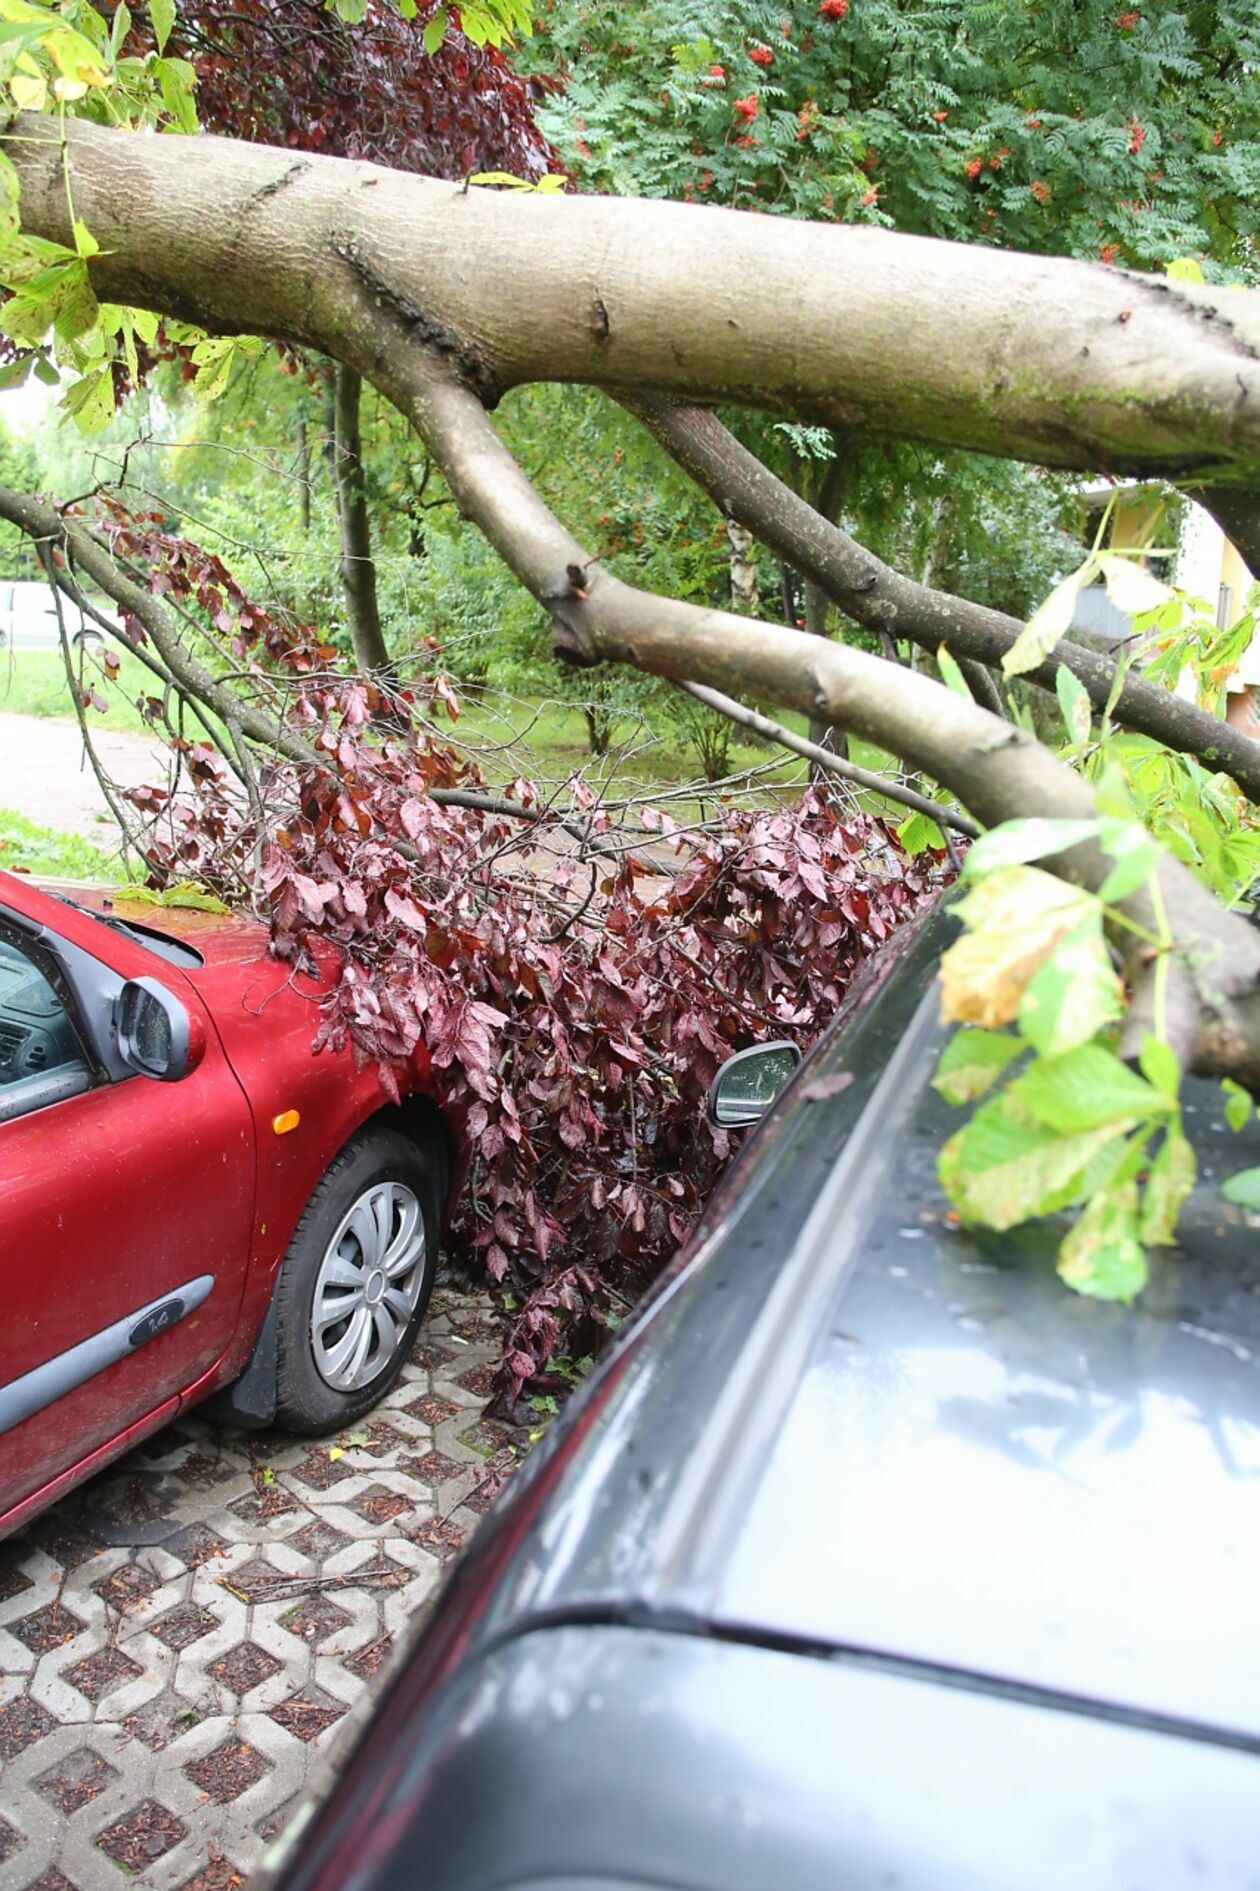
[115,977,199,1081]
[708,1040,801,1129]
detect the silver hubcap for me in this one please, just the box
[310,1181,425,1392]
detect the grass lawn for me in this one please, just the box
[0,644,915,830]
[0,805,127,879]
[0,645,155,736]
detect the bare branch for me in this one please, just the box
[0,484,569,832]
[676,680,978,838]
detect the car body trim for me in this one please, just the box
[0,1273,215,1437]
[457,1596,1260,1760]
[649,969,945,1602]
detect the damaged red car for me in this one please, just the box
[0,869,451,1539]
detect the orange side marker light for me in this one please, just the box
[273,1110,301,1136]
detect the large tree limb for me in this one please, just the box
[623,397,1260,804]
[7,114,1260,488]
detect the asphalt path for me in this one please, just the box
[0,712,164,845]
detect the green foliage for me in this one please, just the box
[0,803,122,877]
[330,0,533,45]
[0,416,38,576]
[935,680,1260,1295]
[523,0,1259,277]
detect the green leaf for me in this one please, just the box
[932,1028,1023,1105]
[1166,257,1205,284]
[1222,1079,1253,1133]
[1095,816,1163,903]
[334,0,368,18]
[1016,915,1123,1056]
[1138,1034,1180,1102]
[422,3,447,52]
[1222,1168,1260,1210]
[467,170,534,190]
[155,55,197,132]
[896,810,944,855]
[936,644,973,700]
[149,0,174,54]
[396,0,417,14]
[1002,557,1098,678]
[963,817,1100,877]
[1057,1184,1148,1300]
[1140,1125,1195,1245]
[59,365,115,434]
[110,1,132,56]
[117,882,228,912]
[51,269,98,344]
[71,219,99,260]
[1055,663,1091,749]
[1010,1043,1163,1134]
[940,1093,1127,1231]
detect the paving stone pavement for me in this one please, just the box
[0,1289,522,1891]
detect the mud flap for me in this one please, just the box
[203,1282,281,1428]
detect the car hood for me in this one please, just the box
[36,878,273,968]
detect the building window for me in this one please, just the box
[1218,583,1234,631]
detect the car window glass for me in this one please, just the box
[0,933,93,1123]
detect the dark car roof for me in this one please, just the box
[467,903,1260,1745]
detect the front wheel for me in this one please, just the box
[272,1125,440,1434]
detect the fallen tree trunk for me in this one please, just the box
[6,113,1260,490]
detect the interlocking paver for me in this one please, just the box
[0,1292,515,1891]
[34,1751,119,1817]
[7,1606,86,1657]
[205,1644,281,1699]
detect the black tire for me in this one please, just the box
[272,1125,440,1435]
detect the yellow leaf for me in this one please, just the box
[8,71,45,110]
[939,867,1094,1029]
[328,1446,344,1461]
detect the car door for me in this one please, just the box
[0,903,255,1521]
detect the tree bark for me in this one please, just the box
[726,519,758,613]
[331,363,390,674]
[6,114,1260,489]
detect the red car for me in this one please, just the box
[0,868,451,1540]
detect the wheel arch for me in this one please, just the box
[204,1089,454,1430]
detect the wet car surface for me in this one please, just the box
[263,903,1260,1891]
